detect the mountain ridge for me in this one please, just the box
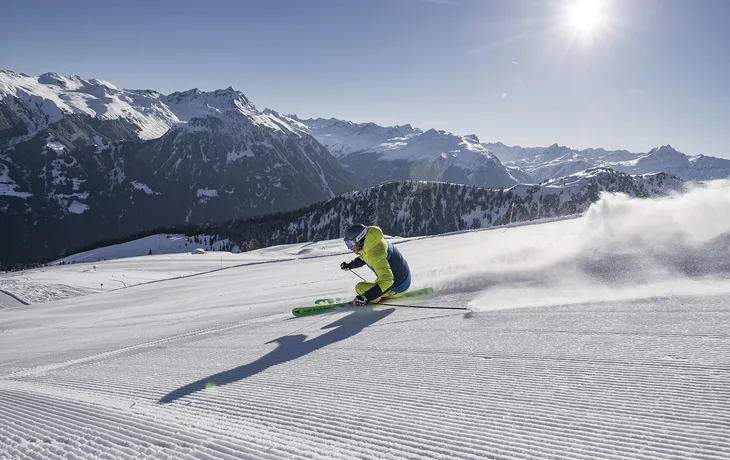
[287,114,522,189]
[0,70,359,267]
[484,141,730,182]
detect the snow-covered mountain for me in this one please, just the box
[612,145,730,180]
[481,141,549,163]
[284,115,422,158]
[485,142,730,183]
[289,115,521,188]
[0,70,359,268]
[0,70,179,142]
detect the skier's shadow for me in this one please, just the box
[159,307,394,404]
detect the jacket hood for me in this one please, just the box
[361,226,384,253]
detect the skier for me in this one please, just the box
[340,223,412,306]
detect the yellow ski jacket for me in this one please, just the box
[350,226,411,301]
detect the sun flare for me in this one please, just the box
[569,1,602,31]
[563,0,608,37]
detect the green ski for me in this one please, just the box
[292,302,352,317]
[313,287,434,306]
[292,287,436,317]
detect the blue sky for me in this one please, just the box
[2,0,729,158]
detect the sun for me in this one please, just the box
[569,0,602,32]
[562,0,609,38]
[544,0,619,54]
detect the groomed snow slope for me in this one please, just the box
[0,237,411,305]
[1,182,729,459]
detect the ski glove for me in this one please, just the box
[352,295,368,306]
[340,261,351,270]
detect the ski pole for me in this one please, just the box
[348,269,368,282]
[380,303,469,311]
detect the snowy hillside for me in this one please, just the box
[486,142,730,182]
[52,234,228,264]
[289,115,520,188]
[187,168,681,253]
[1,181,729,459]
[0,237,370,305]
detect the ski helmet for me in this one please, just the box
[344,223,368,249]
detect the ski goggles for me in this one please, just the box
[344,227,368,250]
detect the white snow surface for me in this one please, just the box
[226,147,256,162]
[0,163,32,198]
[67,200,89,214]
[1,183,729,459]
[131,181,161,195]
[46,141,66,152]
[196,188,218,198]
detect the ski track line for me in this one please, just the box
[2,322,724,458]
[2,380,451,460]
[374,347,730,372]
[4,378,724,460]
[215,374,730,455]
[173,336,724,454]
[331,352,730,416]
[186,382,723,460]
[175,383,724,460]
[9,347,728,460]
[485,328,730,339]
[0,289,29,306]
[1,405,147,460]
[7,384,493,460]
[1,391,204,459]
[0,389,298,460]
[176,397,558,460]
[2,378,626,460]
[399,340,730,369]
[257,368,730,436]
[181,390,536,460]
